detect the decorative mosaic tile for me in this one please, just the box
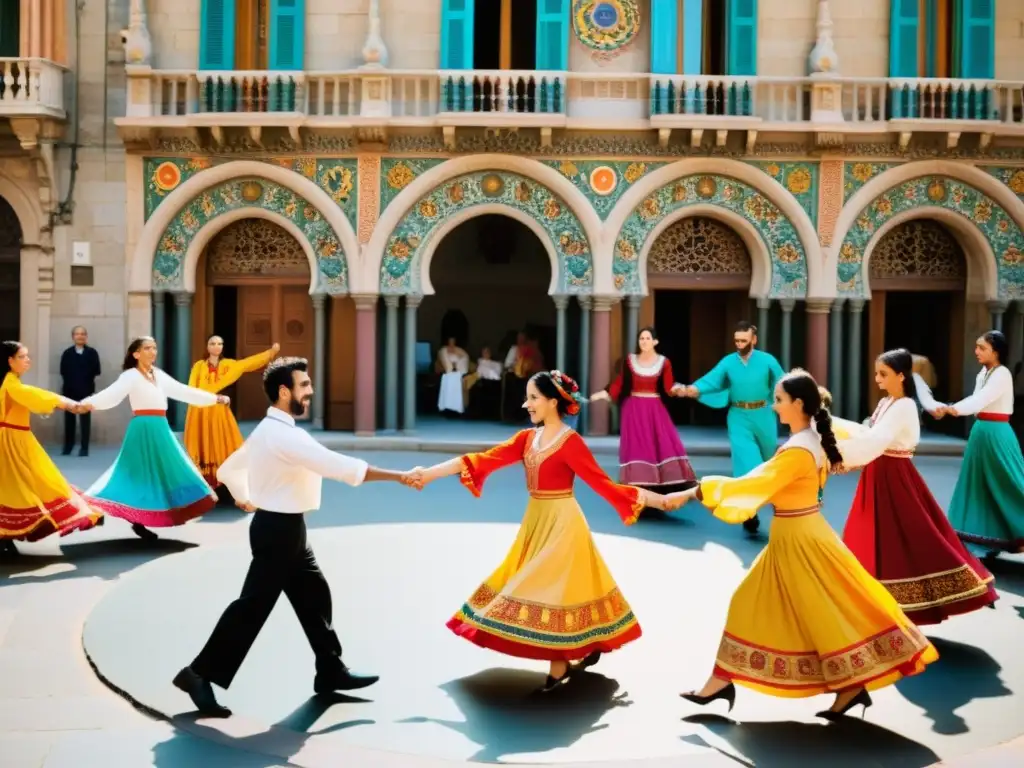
[843,162,902,203]
[380,171,593,295]
[747,161,818,223]
[379,158,447,214]
[151,178,348,295]
[983,166,1024,201]
[143,156,359,232]
[612,175,808,298]
[836,176,1024,300]
[544,160,666,219]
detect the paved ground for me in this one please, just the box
[1,446,1022,767]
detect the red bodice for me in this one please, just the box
[608,355,676,401]
[460,428,643,524]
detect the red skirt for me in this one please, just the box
[843,454,997,625]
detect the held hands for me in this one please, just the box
[400,466,427,491]
[663,487,699,510]
[216,395,231,406]
[928,404,958,419]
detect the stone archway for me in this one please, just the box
[377,170,594,296]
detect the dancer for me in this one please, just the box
[836,348,996,623]
[173,356,417,717]
[589,327,696,494]
[680,321,784,534]
[935,331,1024,555]
[415,370,672,692]
[80,337,227,541]
[669,370,936,718]
[1,341,103,557]
[183,335,279,490]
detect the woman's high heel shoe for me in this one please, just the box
[680,682,736,713]
[816,689,872,720]
[540,669,572,692]
[575,651,601,670]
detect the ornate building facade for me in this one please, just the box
[2,0,1023,440]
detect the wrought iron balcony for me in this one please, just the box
[0,57,66,120]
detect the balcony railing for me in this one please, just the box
[0,57,66,119]
[119,67,1024,136]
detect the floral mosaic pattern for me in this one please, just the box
[379,157,446,214]
[984,166,1024,201]
[545,159,665,219]
[836,176,1024,299]
[380,171,593,295]
[843,162,902,203]
[747,161,818,222]
[612,175,808,297]
[143,157,359,231]
[152,178,348,294]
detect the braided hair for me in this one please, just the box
[530,370,583,417]
[779,369,844,467]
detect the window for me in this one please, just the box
[235,0,271,70]
[199,0,305,71]
[890,0,995,79]
[0,0,20,57]
[440,0,567,71]
[650,0,755,77]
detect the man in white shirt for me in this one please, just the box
[173,357,417,717]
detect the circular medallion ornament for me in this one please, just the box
[926,179,947,202]
[153,161,182,192]
[241,181,264,202]
[572,0,640,53]
[589,166,618,196]
[696,176,718,199]
[480,173,505,198]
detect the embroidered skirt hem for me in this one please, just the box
[446,614,642,662]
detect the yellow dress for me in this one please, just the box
[701,429,937,697]
[0,373,103,540]
[183,349,276,486]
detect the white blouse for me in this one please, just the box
[837,396,920,469]
[83,367,219,412]
[439,348,469,375]
[912,372,942,412]
[953,366,1014,416]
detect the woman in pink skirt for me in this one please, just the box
[590,327,696,498]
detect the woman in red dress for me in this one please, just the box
[836,348,996,624]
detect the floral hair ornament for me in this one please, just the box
[549,370,582,415]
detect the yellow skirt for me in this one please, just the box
[183,403,243,488]
[0,425,102,541]
[714,510,938,697]
[448,495,642,661]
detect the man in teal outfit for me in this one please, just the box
[682,321,784,535]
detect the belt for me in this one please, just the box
[883,449,914,458]
[0,422,29,431]
[731,400,767,410]
[133,409,167,416]
[529,490,574,500]
[774,504,820,518]
[630,393,660,399]
[977,413,1010,422]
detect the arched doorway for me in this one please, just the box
[419,213,556,422]
[640,216,756,426]
[0,195,21,341]
[866,219,968,432]
[193,218,315,421]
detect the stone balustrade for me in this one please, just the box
[649,75,811,123]
[0,57,66,119]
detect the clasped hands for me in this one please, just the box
[61,400,93,415]
[400,466,428,491]
[670,384,700,399]
[927,404,959,419]
[643,486,699,512]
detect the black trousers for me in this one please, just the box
[63,411,91,452]
[191,510,344,689]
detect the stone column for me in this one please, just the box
[845,299,865,419]
[828,297,846,411]
[152,291,166,359]
[311,294,327,430]
[589,297,616,436]
[383,295,400,431]
[987,299,1009,332]
[402,295,421,433]
[554,295,569,371]
[756,297,771,351]
[625,295,641,355]
[353,294,378,435]
[578,296,591,432]
[1009,300,1024,365]
[780,299,796,371]
[805,299,831,385]
[172,292,193,430]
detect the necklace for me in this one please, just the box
[138,366,156,384]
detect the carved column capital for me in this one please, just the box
[384,294,401,309]
[756,297,772,310]
[780,299,797,312]
[311,293,327,309]
[352,293,379,311]
[552,295,570,310]
[591,295,620,312]
[173,291,193,307]
[847,298,866,313]
[404,294,423,309]
[805,298,833,314]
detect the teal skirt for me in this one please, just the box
[947,418,1024,553]
[84,414,215,527]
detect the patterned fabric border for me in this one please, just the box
[881,564,993,611]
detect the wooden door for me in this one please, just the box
[236,285,276,420]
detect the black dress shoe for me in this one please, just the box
[172,667,231,717]
[61,448,73,456]
[314,669,380,694]
[79,448,88,457]
[0,540,19,558]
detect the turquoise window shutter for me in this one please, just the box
[440,0,475,69]
[536,0,569,71]
[726,0,757,76]
[0,0,19,57]
[269,0,306,70]
[650,0,678,75]
[889,0,920,77]
[958,0,994,79]
[199,0,236,70]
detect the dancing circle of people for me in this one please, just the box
[1,321,1022,724]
